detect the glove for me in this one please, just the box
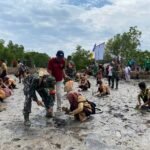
[49,90,56,95]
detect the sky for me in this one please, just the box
[0,0,150,57]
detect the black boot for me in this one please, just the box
[24,113,31,126]
[46,108,53,118]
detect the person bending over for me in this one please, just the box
[23,71,56,126]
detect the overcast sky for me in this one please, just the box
[0,0,150,57]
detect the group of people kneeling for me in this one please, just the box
[0,76,17,112]
[0,77,17,103]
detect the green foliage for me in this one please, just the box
[24,51,49,68]
[0,39,50,67]
[104,26,143,64]
[71,45,92,70]
[134,50,150,68]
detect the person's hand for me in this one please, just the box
[62,107,70,114]
[64,75,69,80]
[69,112,74,116]
[135,104,141,109]
[37,100,44,107]
[95,93,101,97]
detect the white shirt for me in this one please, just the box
[125,66,131,74]
[108,66,113,76]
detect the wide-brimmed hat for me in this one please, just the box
[38,69,49,77]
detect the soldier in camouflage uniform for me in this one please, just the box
[23,72,56,126]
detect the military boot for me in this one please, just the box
[46,108,53,118]
[24,113,31,126]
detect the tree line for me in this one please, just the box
[72,26,150,70]
[0,40,49,68]
[0,26,150,70]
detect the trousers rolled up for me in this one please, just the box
[56,81,63,110]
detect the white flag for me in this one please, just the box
[93,42,105,60]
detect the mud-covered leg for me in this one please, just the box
[23,95,32,126]
[44,95,55,118]
[38,89,55,118]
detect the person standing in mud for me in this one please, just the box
[47,50,66,111]
[17,60,26,83]
[111,62,120,89]
[96,69,103,85]
[124,65,131,81]
[65,55,76,79]
[23,71,56,126]
[107,63,113,87]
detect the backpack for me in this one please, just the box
[86,100,96,114]
[80,100,96,115]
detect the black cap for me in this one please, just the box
[56,50,64,58]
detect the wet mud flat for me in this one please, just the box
[0,77,150,150]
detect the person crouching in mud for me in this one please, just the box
[23,71,56,126]
[78,75,90,91]
[94,80,110,97]
[63,82,93,122]
[67,93,92,122]
[136,82,150,110]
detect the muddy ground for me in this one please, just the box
[0,76,150,150]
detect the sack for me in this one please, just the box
[87,100,96,114]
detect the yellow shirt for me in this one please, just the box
[1,63,7,71]
[72,95,92,115]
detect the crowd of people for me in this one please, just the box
[0,51,150,126]
[0,59,26,111]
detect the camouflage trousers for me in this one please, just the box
[23,92,55,115]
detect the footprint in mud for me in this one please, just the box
[122,108,129,112]
[113,113,124,118]
[12,138,21,142]
[145,120,150,124]
[22,146,33,150]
